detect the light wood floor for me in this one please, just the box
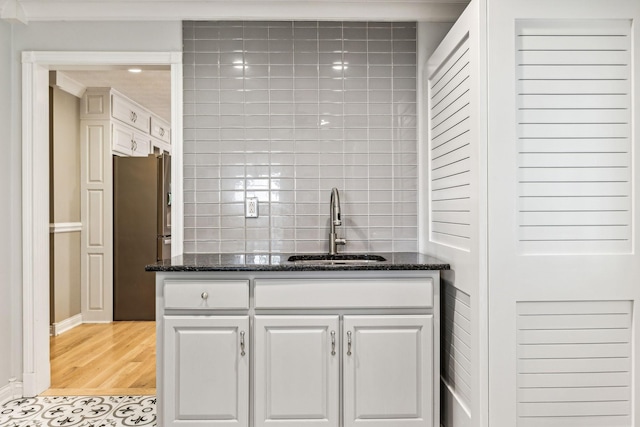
[42,321,156,396]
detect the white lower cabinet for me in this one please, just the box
[163,315,249,427]
[157,274,438,427]
[343,315,433,427]
[254,316,340,427]
[254,315,433,427]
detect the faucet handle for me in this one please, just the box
[335,238,346,246]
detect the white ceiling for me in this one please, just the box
[62,69,171,122]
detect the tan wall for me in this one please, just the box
[51,233,82,323]
[50,84,82,324]
[51,85,81,223]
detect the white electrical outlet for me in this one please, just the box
[245,197,259,218]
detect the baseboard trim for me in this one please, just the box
[50,314,83,336]
[0,378,23,403]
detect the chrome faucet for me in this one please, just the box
[329,187,346,255]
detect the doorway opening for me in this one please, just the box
[21,51,183,397]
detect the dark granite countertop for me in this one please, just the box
[146,252,450,272]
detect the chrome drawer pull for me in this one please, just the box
[201,292,208,300]
[346,331,352,356]
[240,331,246,356]
[331,331,336,355]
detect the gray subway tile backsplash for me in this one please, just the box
[183,20,418,254]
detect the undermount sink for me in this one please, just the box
[287,254,387,264]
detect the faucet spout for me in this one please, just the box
[330,187,341,226]
[329,188,346,255]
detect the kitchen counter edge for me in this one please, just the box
[145,252,450,272]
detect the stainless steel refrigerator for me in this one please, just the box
[113,153,171,320]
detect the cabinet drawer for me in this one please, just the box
[112,94,150,133]
[151,116,171,143]
[255,278,433,309]
[164,280,249,310]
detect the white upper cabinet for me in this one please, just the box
[111,92,151,133]
[81,87,171,156]
[151,116,171,144]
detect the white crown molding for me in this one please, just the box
[49,222,82,233]
[1,0,27,24]
[49,71,86,98]
[12,1,467,23]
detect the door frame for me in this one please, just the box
[21,51,183,396]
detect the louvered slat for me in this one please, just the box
[429,36,472,250]
[516,21,632,255]
[516,300,632,426]
[441,283,472,408]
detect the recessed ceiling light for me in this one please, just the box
[128,68,142,73]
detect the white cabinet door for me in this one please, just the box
[151,115,171,143]
[164,316,249,427]
[131,129,151,157]
[343,315,433,427]
[254,315,339,427]
[112,122,133,156]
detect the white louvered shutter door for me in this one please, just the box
[488,2,640,426]
[516,21,632,255]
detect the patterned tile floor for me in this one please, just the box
[1,395,156,427]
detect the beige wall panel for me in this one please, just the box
[52,232,81,323]
[51,86,80,223]
[50,86,82,325]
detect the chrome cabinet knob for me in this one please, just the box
[201,292,208,300]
